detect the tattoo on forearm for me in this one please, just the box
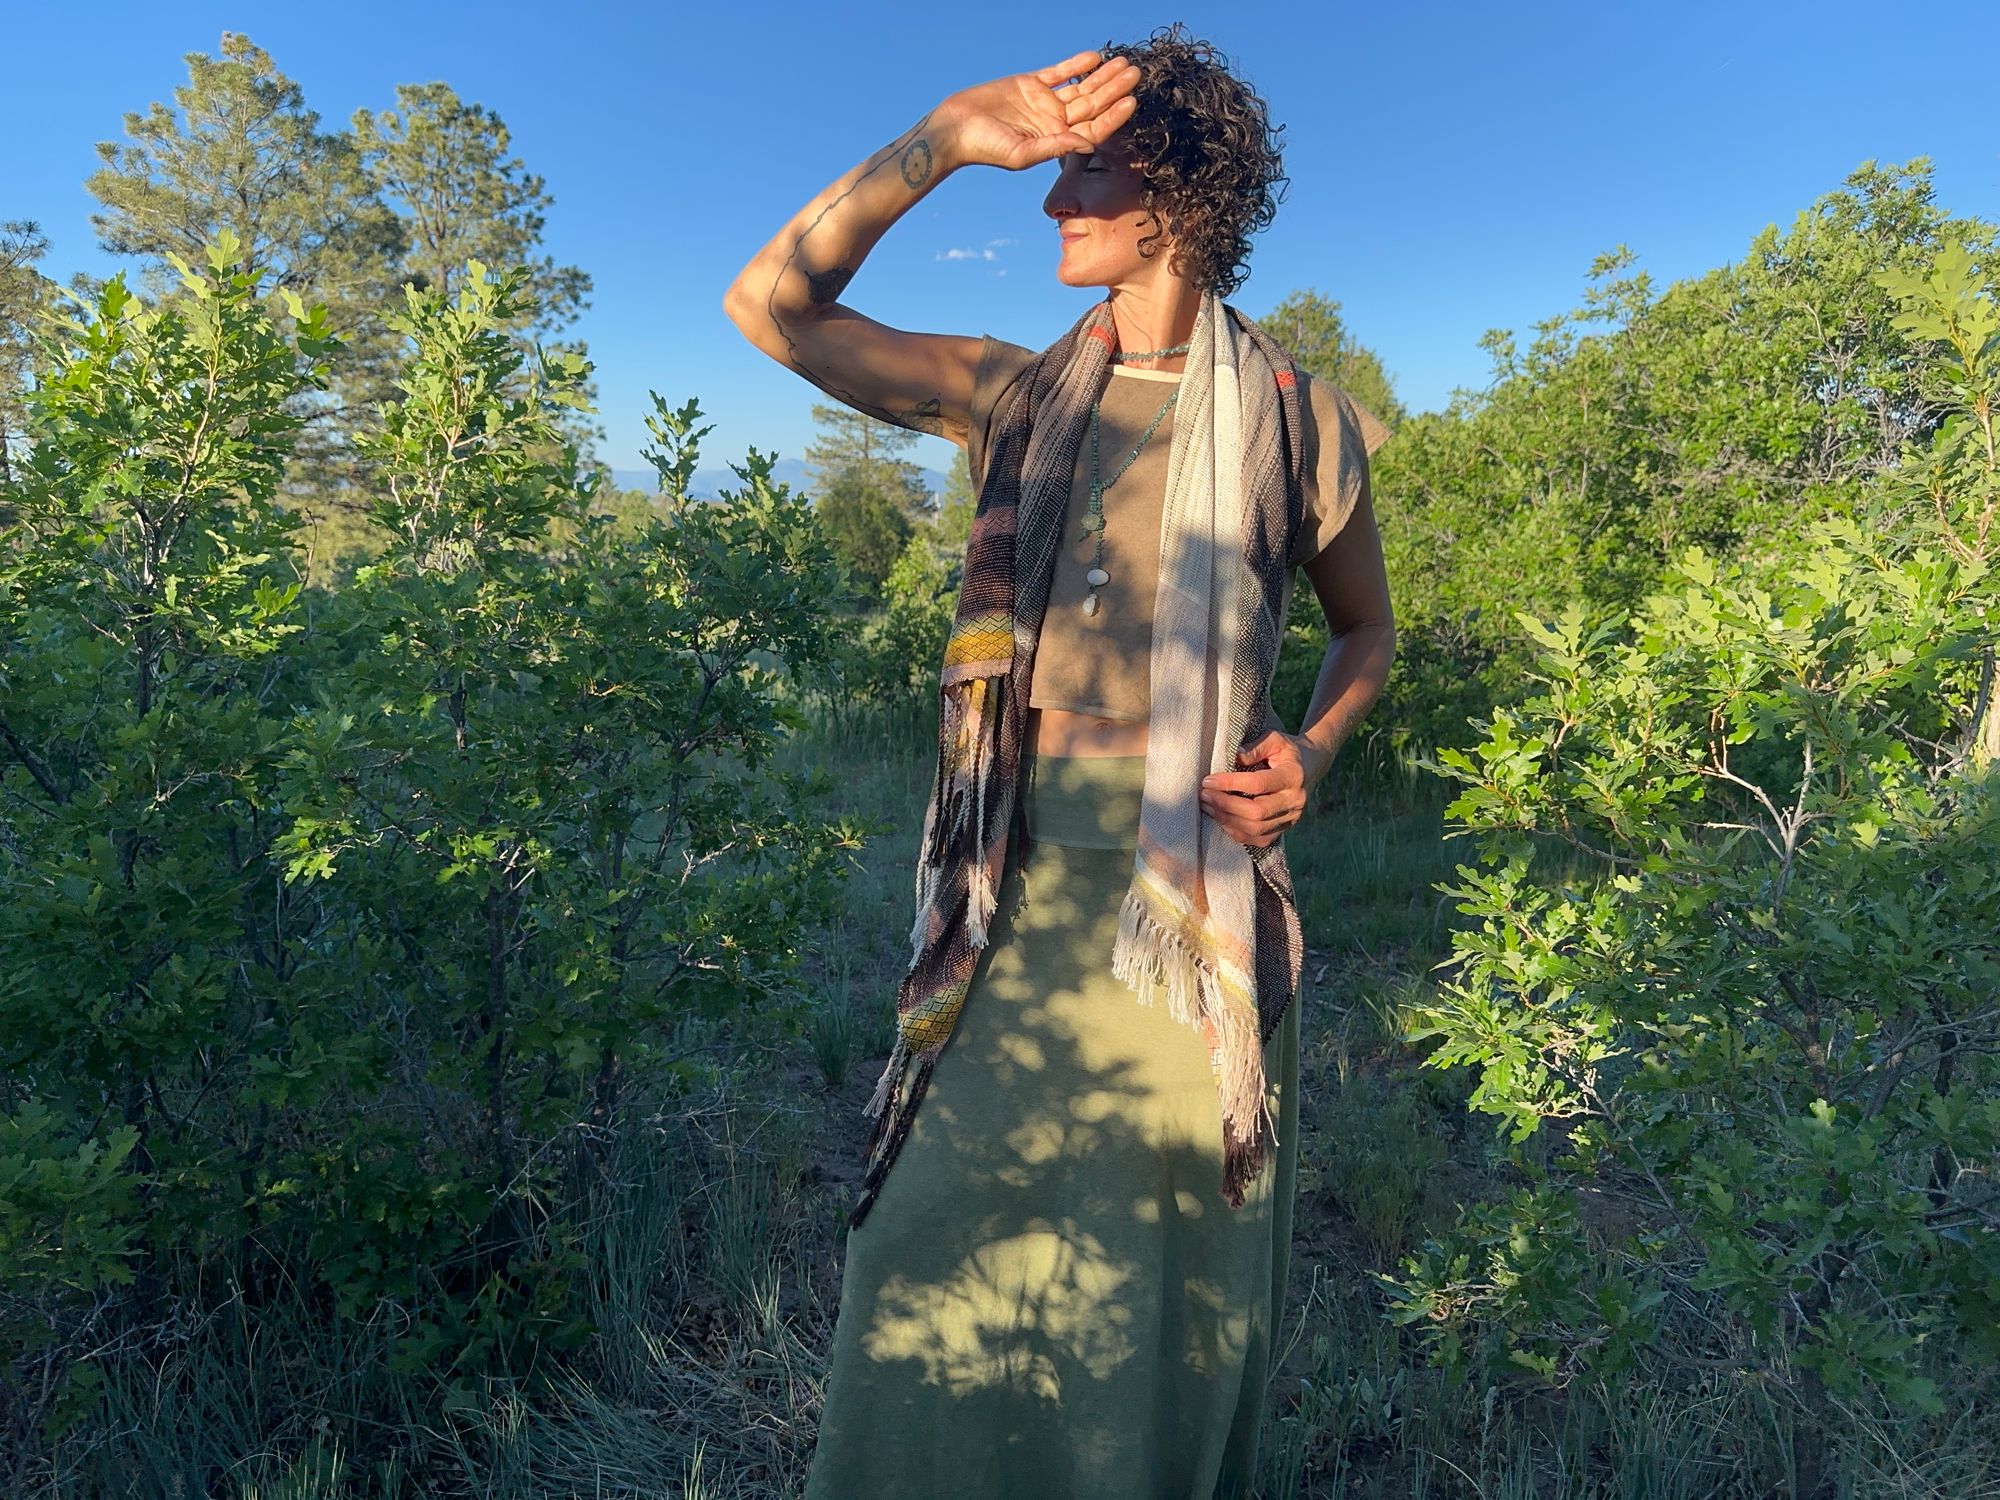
[806,265,854,305]
[763,112,936,424]
[899,396,945,436]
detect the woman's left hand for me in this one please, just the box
[1200,730,1328,848]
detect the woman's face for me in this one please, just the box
[1041,129,1167,290]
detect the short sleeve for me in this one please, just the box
[966,335,1040,494]
[1289,376,1392,569]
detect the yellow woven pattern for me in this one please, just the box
[942,613,1013,670]
[899,981,970,1051]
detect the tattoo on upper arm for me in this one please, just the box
[806,266,854,305]
[899,396,945,436]
[763,112,936,426]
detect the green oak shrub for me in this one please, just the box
[1365,160,1997,758]
[0,241,353,1394]
[832,532,957,713]
[1385,239,2000,1488]
[0,246,854,1435]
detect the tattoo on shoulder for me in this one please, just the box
[806,265,854,305]
[900,138,934,191]
[899,396,945,436]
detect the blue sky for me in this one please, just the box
[6,1,1997,479]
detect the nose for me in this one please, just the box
[1044,169,1078,221]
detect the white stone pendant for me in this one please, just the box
[1086,567,1110,586]
[1082,591,1101,617]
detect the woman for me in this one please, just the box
[725,26,1393,1498]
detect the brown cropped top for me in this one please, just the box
[965,334,1391,726]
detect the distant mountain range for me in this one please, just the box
[609,459,950,502]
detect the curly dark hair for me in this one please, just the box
[1102,25,1287,297]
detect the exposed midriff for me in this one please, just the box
[1030,706,1150,756]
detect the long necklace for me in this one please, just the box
[1080,380,1180,617]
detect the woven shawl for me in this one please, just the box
[850,292,1309,1231]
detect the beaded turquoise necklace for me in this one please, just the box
[1080,341,1189,617]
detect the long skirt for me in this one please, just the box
[805,753,1302,1500]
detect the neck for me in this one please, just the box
[1106,279,1201,371]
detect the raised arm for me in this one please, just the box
[722,50,1138,447]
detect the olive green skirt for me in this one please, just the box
[807,754,1301,1500]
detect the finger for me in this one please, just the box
[1052,71,1110,105]
[1066,87,1138,133]
[1208,809,1279,849]
[1203,768,1287,796]
[1227,817,1286,847]
[1067,98,1137,146]
[1072,55,1139,99]
[1204,807,1255,842]
[1005,131,1092,169]
[1204,792,1294,833]
[1086,54,1142,85]
[1237,730,1291,765]
[1248,801,1299,831]
[1064,62,1140,122]
[1034,50,1103,87]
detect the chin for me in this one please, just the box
[1055,257,1117,291]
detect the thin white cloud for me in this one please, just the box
[936,246,998,262]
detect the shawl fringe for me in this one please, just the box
[1112,887,1281,1206]
[851,1038,940,1229]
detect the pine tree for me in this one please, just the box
[352,83,590,344]
[85,35,599,574]
[805,402,932,524]
[85,32,405,510]
[87,33,402,321]
[1258,289,1403,426]
[817,468,914,597]
[354,82,597,451]
[0,220,52,486]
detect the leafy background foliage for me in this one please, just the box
[1385,225,2000,1494]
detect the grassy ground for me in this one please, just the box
[28,703,1996,1496]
